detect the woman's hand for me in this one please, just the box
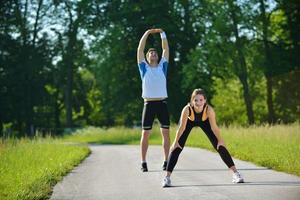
[217,139,226,150]
[170,141,183,152]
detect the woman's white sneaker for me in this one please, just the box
[162,176,171,187]
[232,171,244,183]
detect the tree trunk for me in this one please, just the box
[227,0,255,124]
[65,2,82,128]
[238,73,255,124]
[54,90,61,134]
[24,0,44,136]
[32,0,43,47]
[266,75,275,123]
[0,118,3,137]
[259,0,276,124]
[14,0,28,46]
[65,51,73,128]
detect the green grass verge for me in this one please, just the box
[64,124,300,176]
[63,126,144,144]
[0,138,90,200]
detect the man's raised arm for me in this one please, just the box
[158,29,169,61]
[137,30,152,64]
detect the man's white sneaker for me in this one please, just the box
[232,171,244,183]
[162,176,171,187]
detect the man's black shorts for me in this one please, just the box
[142,99,170,130]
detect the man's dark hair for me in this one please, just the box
[146,48,157,57]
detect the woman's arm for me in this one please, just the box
[171,105,189,150]
[208,106,225,149]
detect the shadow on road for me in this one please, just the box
[174,168,271,172]
[146,168,270,173]
[167,181,300,188]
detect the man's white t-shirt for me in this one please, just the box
[138,57,168,99]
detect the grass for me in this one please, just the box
[0,137,90,200]
[63,126,143,144]
[64,124,300,176]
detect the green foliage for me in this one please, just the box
[273,70,300,122]
[211,78,248,125]
[1,0,299,135]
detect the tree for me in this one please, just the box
[52,0,99,128]
[258,0,276,123]
[225,0,255,124]
[183,0,256,124]
[0,0,55,135]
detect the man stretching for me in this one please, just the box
[137,28,170,172]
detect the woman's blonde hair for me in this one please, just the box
[190,88,207,105]
[189,88,209,121]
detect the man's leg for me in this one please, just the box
[141,129,151,162]
[160,128,170,162]
[157,100,170,170]
[140,101,154,172]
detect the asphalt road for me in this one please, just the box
[50,145,300,200]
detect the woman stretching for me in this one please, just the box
[162,88,244,187]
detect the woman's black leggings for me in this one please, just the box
[166,123,235,172]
